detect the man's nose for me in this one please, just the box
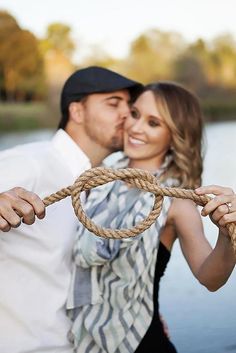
[120,105,131,121]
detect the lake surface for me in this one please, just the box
[161,121,236,353]
[1,122,236,353]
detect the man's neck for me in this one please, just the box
[65,127,111,167]
[80,141,110,167]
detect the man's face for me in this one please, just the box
[81,90,131,152]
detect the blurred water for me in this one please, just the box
[0,129,54,150]
[1,122,236,353]
[160,121,236,353]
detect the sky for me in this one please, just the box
[0,0,236,61]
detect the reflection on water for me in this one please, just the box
[1,122,236,353]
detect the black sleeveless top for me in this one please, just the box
[135,242,178,353]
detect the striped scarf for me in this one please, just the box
[67,156,178,353]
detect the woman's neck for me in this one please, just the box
[128,159,163,173]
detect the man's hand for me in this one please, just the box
[0,187,45,232]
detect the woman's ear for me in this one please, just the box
[68,102,84,124]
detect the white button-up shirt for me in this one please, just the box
[0,130,91,353]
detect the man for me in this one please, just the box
[0,66,142,353]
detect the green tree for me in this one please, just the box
[210,34,236,88]
[122,29,186,83]
[39,22,76,120]
[174,39,208,94]
[40,23,75,59]
[0,11,45,101]
[174,55,207,94]
[0,11,20,96]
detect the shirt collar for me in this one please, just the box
[52,129,91,179]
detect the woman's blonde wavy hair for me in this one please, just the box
[144,82,204,189]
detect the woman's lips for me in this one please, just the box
[128,136,146,145]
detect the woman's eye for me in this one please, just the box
[131,109,139,119]
[149,120,159,127]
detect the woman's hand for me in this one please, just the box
[195,185,236,235]
[193,185,236,290]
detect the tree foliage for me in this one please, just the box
[40,22,75,59]
[173,39,209,94]
[121,29,186,83]
[1,9,236,113]
[0,11,45,101]
[209,34,236,88]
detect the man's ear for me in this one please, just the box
[68,102,84,124]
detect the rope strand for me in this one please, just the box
[43,167,236,253]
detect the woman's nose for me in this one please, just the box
[130,118,144,133]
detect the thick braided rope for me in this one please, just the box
[43,167,236,253]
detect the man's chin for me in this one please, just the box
[110,137,124,152]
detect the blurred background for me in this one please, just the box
[1,0,236,130]
[1,1,236,352]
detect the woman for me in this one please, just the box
[67,82,235,353]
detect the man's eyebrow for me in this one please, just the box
[105,96,123,101]
[104,95,131,105]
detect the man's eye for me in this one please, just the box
[108,100,119,107]
[131,109,139,119]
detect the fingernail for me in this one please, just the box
[38,213,45,219]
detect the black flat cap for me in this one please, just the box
[60,66,143,115]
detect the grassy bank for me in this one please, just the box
[0,102,58,132]
[202,100,236,122]
[0,101,236,132]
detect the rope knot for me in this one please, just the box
[43,167,236,253]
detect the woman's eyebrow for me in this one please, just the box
[150,115,167,126]
[149,114,160,120]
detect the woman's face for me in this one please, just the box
[124,90,172,170]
